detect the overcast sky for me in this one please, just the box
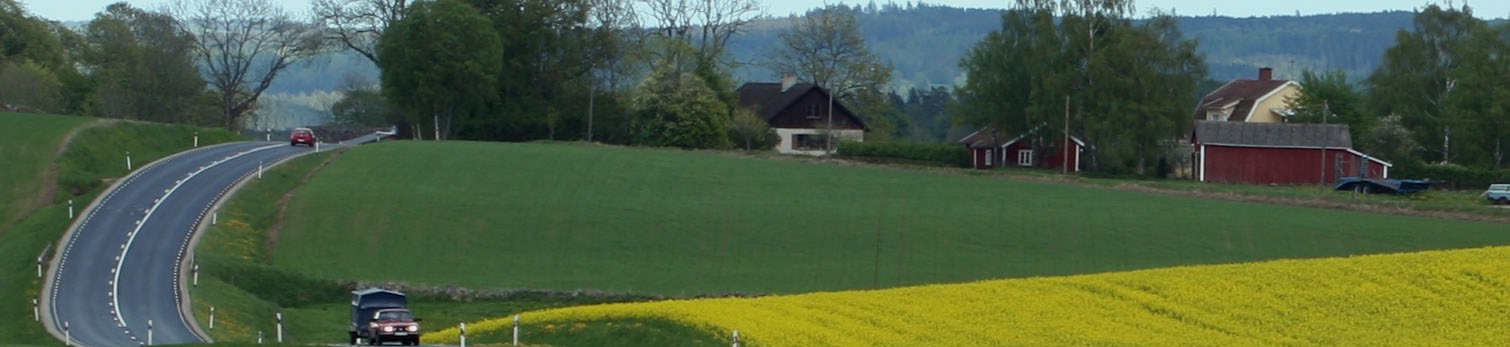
[21,0,1510,23]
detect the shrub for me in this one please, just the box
[1394,160,1510,191]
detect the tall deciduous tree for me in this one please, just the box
[83,3,211,125]
[771,5,892,102]
[1366,4,1485,165]
[958,3,1204,175]
[173,0,324,131]
[312,0,407,64]
[378,0,501,140]
[1284,70,1369,152]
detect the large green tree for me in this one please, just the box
[958,2,1204,175]
[1366,4,1489,166]
[83,3,212,125]
[378,0,501,140]
[631,58,731,149]
[0,0,74,113]
[1284,70,1373,155]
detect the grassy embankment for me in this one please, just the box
[0,113,243,346]
[194,140,1510,345]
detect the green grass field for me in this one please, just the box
[0,113,93,233]
[262,141,1510,297]
[0,114,245,346]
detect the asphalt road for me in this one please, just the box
[42,140,331,346]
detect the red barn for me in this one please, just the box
[1192,121,1390,185]
[959,126,1084,172]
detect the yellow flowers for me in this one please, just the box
[429,246,1510,346]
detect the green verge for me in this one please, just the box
[193,150,659,345]
[0,114,244,346]
[269,141,1510,297]
[0,113,91,232]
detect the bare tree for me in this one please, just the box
[638,0,762,69]
[770,5,890,102]
[172,0,324,130]
[312,0,407,64]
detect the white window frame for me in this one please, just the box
[1017,149,1034,167]
[985,149,994,166]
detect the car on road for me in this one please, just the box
[1487,184,1510,204]
[351,288,421,345]
[290,127,318,147]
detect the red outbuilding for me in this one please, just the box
[959,126,1084,172]
[1192,121,1390,185]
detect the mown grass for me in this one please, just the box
[0,113,91,232]
[260,141,1510,298]
[0,114,244,346]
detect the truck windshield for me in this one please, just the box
[376,311,413,321]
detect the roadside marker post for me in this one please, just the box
[194,132,199,148]
[732,330,741,347]
[258,161,263,179]
[32,298,38,321]
[513,314,520,346]
[266,129,271,142]
[460,323,467,347]
[276,312,284,343]
[210,307,215,330]
[258,331,263,344]
[68,199,74,219]
[192,263,199,287]
[65,322,71,346]
[126,151,132,171]
[147,319,153,345]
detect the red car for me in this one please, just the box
[366,308,421,345]
[290,127,317,147]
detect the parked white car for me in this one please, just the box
[1487,184,1510,204]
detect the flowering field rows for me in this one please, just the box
[427,246,1510,346]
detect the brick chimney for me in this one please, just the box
[1258,67,1273,81]
[780,75,798,93]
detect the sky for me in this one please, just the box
[20,0,1510,23]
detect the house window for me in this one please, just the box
[807,104,820,119]
[1017,149,1033,167]
[985,149,994,166]
[794,134,827,150]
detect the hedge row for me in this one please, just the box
[1393,161,1510,191]
[836,141,971,167]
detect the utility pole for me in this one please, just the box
[1063,95,1070,175]
[1319,100,1329,190]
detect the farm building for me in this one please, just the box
[958,126,1084,171]
[737,77,867,155]
[1192,121,1390,185]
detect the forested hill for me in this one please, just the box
[271,6,1419,94]
[725,5,1415,91]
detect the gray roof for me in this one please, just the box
[1193,121,1352,148]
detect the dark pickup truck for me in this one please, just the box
[350,288,422,345]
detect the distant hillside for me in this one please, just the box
[270,6,1422,95]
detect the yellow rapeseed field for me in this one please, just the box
[427,246,1510,346]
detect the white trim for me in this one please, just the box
[1242,81,1301,122]
[1197,142,1392,168]
[1073,145,1081,172]
[971,149,978,168]
[1017,149,1034,167]
[1198,144,1207,182]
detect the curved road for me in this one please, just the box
[42,140,327,346]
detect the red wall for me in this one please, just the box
[1004,139,1079,171]
[1198,145,1387,185]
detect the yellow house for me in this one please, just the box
[1194,68,1301,123]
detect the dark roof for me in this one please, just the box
[1195,79,1293,121]
[737,82,815,121]
[1193,121,1352,148]
[957,126,1000,149]
[736,82,867,130]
